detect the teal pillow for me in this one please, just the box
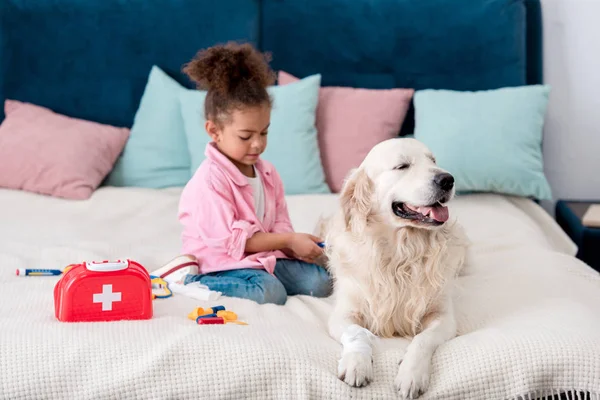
[179,74,330,195]
[413,85,553,200]
[106,66,191,188]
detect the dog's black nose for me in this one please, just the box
[434,173,454,191]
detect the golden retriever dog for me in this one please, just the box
[323,138,468,399]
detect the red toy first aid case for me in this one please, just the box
[54,260,153,322]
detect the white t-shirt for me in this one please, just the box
[247,172,265,222]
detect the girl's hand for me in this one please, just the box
[285,233,324,264]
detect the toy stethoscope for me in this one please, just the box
[150,275,173,299]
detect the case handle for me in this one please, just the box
[85,260,129,272]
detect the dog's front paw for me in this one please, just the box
[394,355,431,399]
[337,351,373,387]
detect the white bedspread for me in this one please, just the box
[0,187,599,400]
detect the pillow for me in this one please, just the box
[105,66,191,188]
[413,85,552,200]
[278,71,414,192]
[0,100,130,200]
[180,74,330,195]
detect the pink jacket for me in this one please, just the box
[178,142,294,274]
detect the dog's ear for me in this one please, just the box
[340,168,373,231]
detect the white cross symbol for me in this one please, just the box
[93,284,122,311]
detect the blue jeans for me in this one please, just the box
[184,259,332,305]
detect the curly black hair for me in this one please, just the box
[182,41,276,125]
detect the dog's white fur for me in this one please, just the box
[323,138,468,399]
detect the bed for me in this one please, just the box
[1,187,599,399]
[1,0,600,399]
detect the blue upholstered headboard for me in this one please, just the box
[0,0,542,134]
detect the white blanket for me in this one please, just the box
[0,187,599,400]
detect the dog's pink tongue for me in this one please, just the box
[428,205,449,222]
[407,204,449,222]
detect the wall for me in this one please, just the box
[541,0,600,213]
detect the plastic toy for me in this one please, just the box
[188,306,247,325]
[16,268,62,276]
[54,260,153,322]
[196,317,225,325]
[197,313,218,318]
[187,306,225,320]
[150,275,173,299]
[16,264,77,277]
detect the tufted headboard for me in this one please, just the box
[0,0,542,134]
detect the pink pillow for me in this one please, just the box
[278,71,414,192]
[0,100,130,200]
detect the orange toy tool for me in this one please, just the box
[216,310,248,325]
[187,306,223,320]
[188,306,247,325]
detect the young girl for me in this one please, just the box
[177,42,332,305]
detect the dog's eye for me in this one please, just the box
[394,163,410,171]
